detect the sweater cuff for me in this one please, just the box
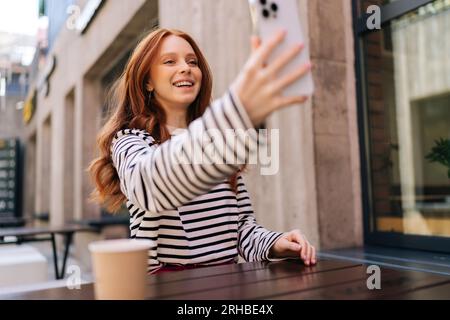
[227,87,268,149]
[228,86,255,132]
[263,232,285,261]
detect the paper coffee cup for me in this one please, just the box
[88,239,154,300]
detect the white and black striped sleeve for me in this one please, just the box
[236,174,284,262]
[111,89,263,213]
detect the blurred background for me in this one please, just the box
[0,0,449,291]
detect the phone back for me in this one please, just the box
[249,0,314,96]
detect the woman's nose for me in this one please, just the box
[179,62,191,74]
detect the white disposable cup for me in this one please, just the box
[88,239,154,300]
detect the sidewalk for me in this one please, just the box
[0,241,94,295]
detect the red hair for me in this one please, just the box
[88,28,240,213]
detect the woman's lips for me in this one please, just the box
[173,85,195,90]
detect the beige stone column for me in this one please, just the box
[63,90,76,223]
[23,134,37,219]
[49,94,65,227]
[34,116,52,226]
[33,124,43,225]
[74,77,101,221]
[308,0,363,249]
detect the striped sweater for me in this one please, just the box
[111,89,284,273]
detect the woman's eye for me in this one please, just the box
[188,60,198,66]
[163,60,174,64]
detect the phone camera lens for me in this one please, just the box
[262,8,270,18]
[260,0,267,5]
[271,3,278,12]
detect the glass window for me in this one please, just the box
[362,0,450,238]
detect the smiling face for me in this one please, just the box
[147,35,202,115]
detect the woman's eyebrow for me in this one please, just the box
[159,52,197,59]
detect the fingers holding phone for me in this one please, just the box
[250,35,261,53]
[249,0,314,97]
[233,30,311,127]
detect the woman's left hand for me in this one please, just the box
[269,229,317,266]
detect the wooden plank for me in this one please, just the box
[0,283,95,300]
[156,261,365,300]
[147,258,356,285]
[147,261,268,285]
[385,280,450,300]
[271,267,450,300]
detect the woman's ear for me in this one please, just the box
[146,81,154,92]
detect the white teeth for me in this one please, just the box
[174,81,193,87]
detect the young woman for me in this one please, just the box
[89,28,316,274]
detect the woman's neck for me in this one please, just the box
[166,123,188,136]
[165,111,187,135]
[166,119,187,129]
[163,106,188,129]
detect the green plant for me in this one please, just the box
[425,138,450,178]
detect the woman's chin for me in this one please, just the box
[175,94,198,105]
[172,99,196,109]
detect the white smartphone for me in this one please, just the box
[248,0,314,97]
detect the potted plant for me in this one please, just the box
[425,138,450,179]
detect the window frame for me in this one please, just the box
[352,0,450,253]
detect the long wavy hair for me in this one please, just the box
[88,28,241,213]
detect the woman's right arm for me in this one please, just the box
[112,89,259,213]
[112,30,311,213]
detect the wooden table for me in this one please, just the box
[1,258,450,300]
[0,225,96,280]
